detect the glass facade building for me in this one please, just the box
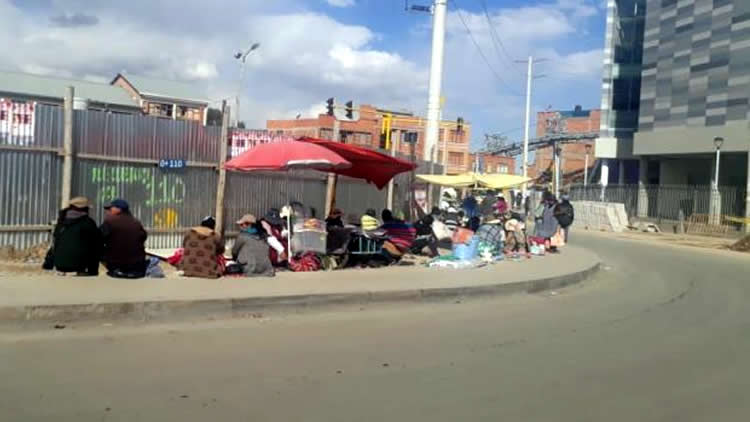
[600,0,647,143]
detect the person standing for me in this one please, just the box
[48,197,102,276]
[524,194,532,220]
[100,199,148,278]
[535,193,560,252]
[554,194,575,243]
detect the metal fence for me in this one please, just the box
[1,104,442,250]
[569,184,747,231]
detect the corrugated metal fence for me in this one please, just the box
[1,104,441,250]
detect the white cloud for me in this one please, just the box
[326,0,355,7]
[0,0,604,147]
[0,1,424,128]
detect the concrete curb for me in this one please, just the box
[0,262,600,324]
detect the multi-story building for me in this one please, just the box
[597,0,750,191]
[111,73,210,124]
[531,106,600,183]
[469,152,516,175]
[267,104,472,174]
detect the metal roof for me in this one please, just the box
[115,74,210,104]
[0,70,139,108]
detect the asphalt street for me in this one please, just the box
[1,232,749,421]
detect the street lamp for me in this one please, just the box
[234,42,260,127]
[584,143,592,188]
[713,136,724,189]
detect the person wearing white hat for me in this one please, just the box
[46,197,102,276]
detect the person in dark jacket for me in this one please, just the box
[325,208,344,229]
[524,195,532,218]
[554,194,575,242]
[100,199,148,278]
[50,197,102,276]
[535,192,560,252]
[411,214,439,257]
[232,214,275,277]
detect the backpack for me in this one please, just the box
[555,202,574,228]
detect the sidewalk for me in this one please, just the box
[0,246,600,323]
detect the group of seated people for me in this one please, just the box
[45,197,151,278]
[45,195,443,279]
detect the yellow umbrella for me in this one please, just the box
[475,173,532,189]
[416,172,531,189]
[415,173,478,187]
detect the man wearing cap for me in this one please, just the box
[48,196,102,276]
[231,214,275,277]
[100,199,148,278]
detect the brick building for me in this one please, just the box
[267,104,471,174]
[469,152,515,175]
[529,106,599,183]
[111,73,210,124]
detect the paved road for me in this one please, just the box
[1,233,749,421]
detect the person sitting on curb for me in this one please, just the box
[325,208,345,229]
[100,199,148,278]
[46,196,102,276]
[411,214,439,257]
[360,208,379,232]
[231,214,276,277]
[179,216,226,279]
[259,209,288,267]
[379,209,416,262]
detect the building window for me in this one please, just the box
[319,128,333,140]
[499,165,509,174]
[148,102,173,118]
[448,152,463,167]
[175,105,201,120]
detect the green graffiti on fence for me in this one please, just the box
[90,166,186,207]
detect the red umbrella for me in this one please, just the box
[299,137,417,189]
[225,140,351,172]
[225,140,351,259]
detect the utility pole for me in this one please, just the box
[516,56,546,195]
[60,86,74,209]
[386,128,399,210]
[215,101,230,234]
[521,57,533,195]
[424,0,447,162]
[325,118,341,217]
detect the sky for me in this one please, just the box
[1,0,606,151]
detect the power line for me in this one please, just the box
[451,0,522,97]
[478,0,523,77]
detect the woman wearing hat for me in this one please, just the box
[231,214,276,277]
[47,197,103,276]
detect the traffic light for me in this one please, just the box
[345,101,354,120]
[457,117,464,133]
[380,113,392,149]
[326,97,335,116]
